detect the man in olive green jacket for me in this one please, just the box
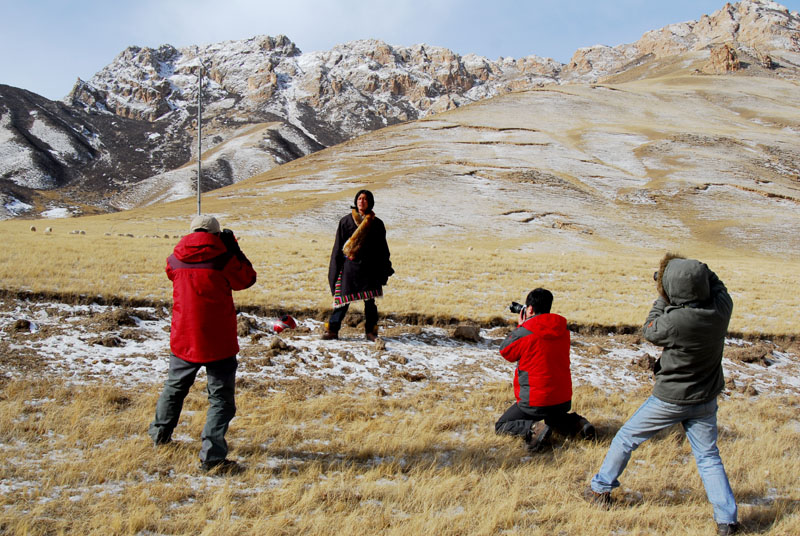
[587,254,739,536]
[647,254,730,405]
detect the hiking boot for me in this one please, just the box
[152,437,172,447]
[199,459,243,475]
[576,417,596,440]
[717,522,740,535]
[525,422,552,452]
[583,486,612,509]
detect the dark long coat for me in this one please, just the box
[328,212,393,298]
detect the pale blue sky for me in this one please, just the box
[1,0,798,100]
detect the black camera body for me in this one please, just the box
[220,228,240,253]
[509,301,525,314]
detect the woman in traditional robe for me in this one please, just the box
[324,189,393,341]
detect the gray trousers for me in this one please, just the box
[148,354,237,463]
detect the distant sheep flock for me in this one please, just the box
[28,225,178,239]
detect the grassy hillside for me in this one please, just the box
[2,72,799,335]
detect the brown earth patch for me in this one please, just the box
[91,308,139,330]
[725,342,776,366]
[0,340,47,374]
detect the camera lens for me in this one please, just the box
[510,302,524,314]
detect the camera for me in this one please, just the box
[509,301,524,314]
[220,228,240,253]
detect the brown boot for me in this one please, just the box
[525,422,552,452]
[321,322,338,340]
[365,326,379,342]
[583,487,612,509]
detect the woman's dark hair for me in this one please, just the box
[353,189,375,211]
[525,288,553,314]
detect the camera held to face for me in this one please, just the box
[509,302,524,314]
[220,228,240,253]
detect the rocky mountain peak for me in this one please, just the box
[704,43,743,73]
[255,34,300,54]
[567,0,799,81]
[3,1,800,220]
[68,0,799,131]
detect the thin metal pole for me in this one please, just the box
[197,61,203,215]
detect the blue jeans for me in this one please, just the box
[591,396,737,524]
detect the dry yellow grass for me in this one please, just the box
[0,376,797,535]
[1,214,797,335]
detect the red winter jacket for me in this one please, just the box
[166,232,257,363]
[499,313,572,410]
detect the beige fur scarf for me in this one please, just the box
[656,252,685,303]
[342,209,375,260]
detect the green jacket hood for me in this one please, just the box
[656,254,710,306]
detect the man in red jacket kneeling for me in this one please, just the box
[148,214,257,473]
[496,288,595,452]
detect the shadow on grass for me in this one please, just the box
[230,432,605,478]
[738,496,800,534]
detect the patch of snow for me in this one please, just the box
[0,116,57,190]
[28,119,78,162]
[4,197,33,215]
[1,297,797,401]
[40,207,72,219]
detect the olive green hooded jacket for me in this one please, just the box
[643,254,733,405]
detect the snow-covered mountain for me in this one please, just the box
[0,84,193,216]
[1,0,798,219]
[567,0,800,79]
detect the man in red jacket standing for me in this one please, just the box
[148,214,257,473]
[496,288,595,451]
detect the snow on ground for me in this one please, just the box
[1,297,797,398]
[2,197,32,216]
[1,296,797,514]
[40,207,72,219]
[27,119,81,164]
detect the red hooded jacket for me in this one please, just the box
[499,313,572,410]
[166,232,257,363]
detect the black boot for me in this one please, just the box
[717,522,740,535]
[575,416,596,440]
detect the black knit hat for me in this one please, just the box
[352,189,375,211]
